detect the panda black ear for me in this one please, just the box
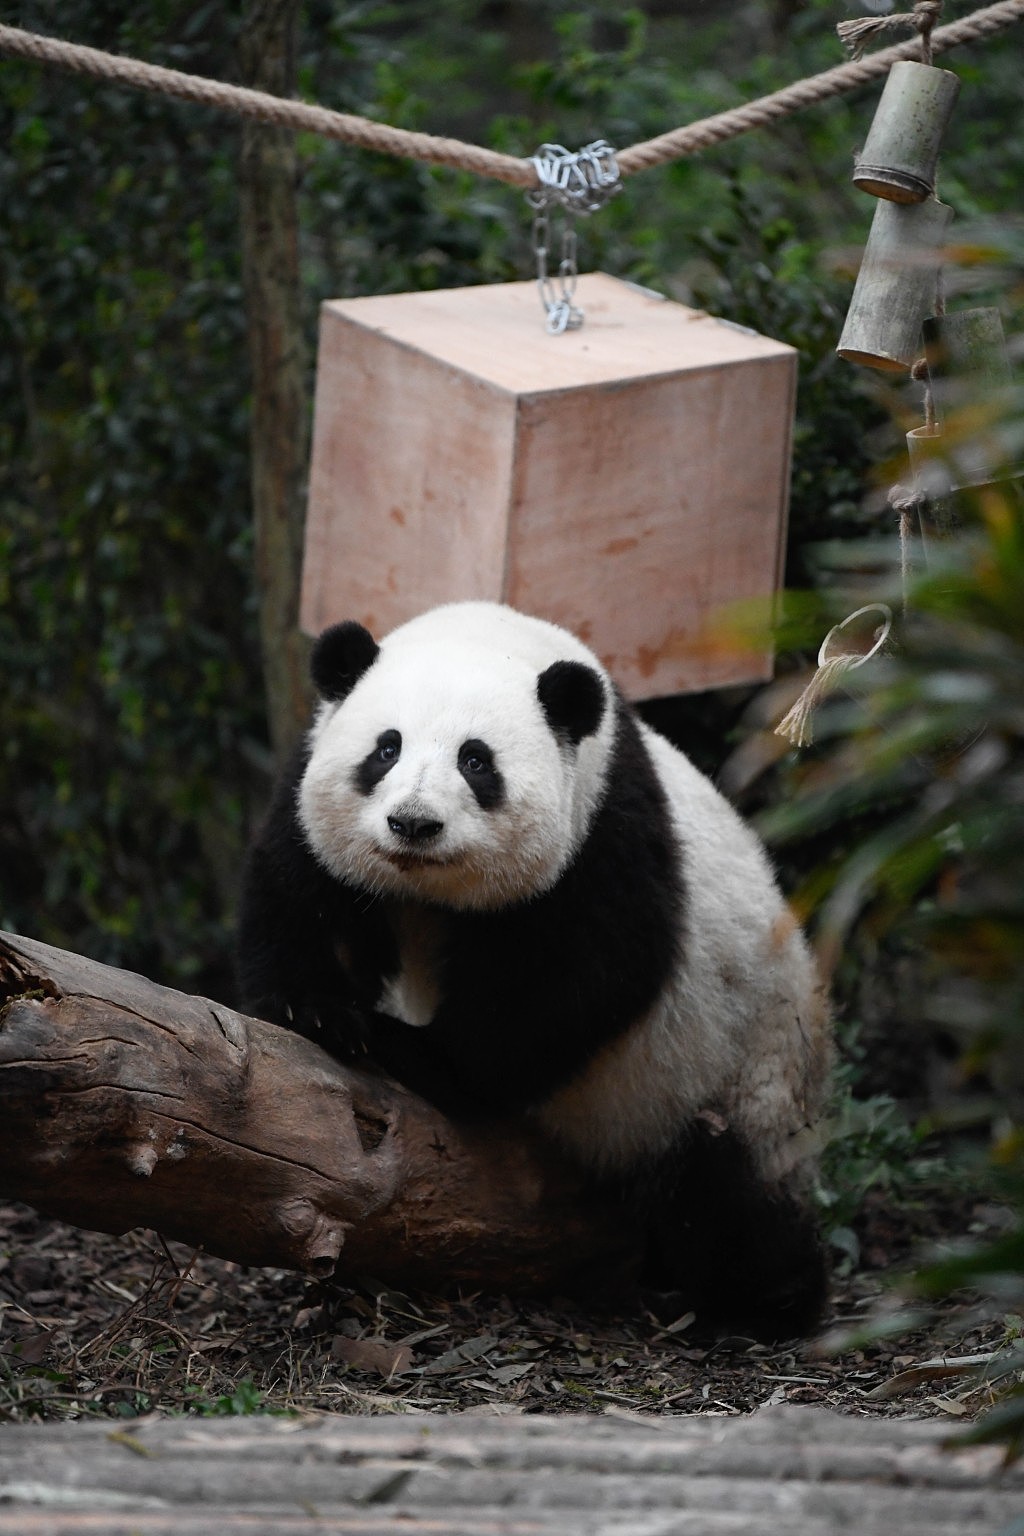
[310,621,380,702]
[537,661,606,746]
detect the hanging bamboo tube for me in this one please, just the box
[853,61,960,203]
[836,197,953,371]
[909,306,1020,494]
[923,305,1013,410]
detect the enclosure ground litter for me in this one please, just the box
[0,1189,1018,1423]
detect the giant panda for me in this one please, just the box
[237,601,832,1338]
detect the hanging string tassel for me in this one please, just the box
[775,654,862,748]
[775,604,894,748]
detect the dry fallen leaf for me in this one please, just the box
[488,1362,534,1385]
[330,1335,415,1379]
[866,1352,1006,1402]
[925,1395,970,1416]
[419,1333,499,1377]
[6,1330,50,1365]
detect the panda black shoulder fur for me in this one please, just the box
[237,601,832,1338]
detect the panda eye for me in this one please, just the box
[458,739,504,809]
[458,740,494,775]
[353,730,402,796]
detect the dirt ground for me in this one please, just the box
[1,1187,1020,1426]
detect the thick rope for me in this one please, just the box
[616,0,1024,175]
[0,23,535,187]
[1,0,1022,187]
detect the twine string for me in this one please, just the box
[890,483,930,612]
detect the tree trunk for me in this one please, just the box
[0,931,641,1295]
[238,0,312,765]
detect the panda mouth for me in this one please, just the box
[381,849,452,872]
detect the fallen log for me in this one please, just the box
[0,931,640,1295]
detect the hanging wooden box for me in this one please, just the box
[302,273,797,698]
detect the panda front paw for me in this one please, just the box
[263,991,371,1061]
[297,1000,373,1061]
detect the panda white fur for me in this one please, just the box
[237,601,831,1337]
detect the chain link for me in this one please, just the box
[526,141,619,334]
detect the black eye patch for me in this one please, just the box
[354,729,402,795]
[458,739,504,810]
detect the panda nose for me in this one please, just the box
[387,812,444,843]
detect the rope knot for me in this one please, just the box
[837,1,943,62]
[888,482,927,516]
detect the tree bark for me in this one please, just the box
[238,0,312,765]
[0,931,641,1295]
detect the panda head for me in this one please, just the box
[297,602,613,911]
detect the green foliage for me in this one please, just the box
[819,1088,928,1235]
[758,224,1024,1439]
[813,1008,951,1269]
[184,1377,276,1416]
[765,474,1024,1065]
[0,0,259,992]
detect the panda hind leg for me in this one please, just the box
[640,1123,828,1343]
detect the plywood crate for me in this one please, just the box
[302,272,797,699]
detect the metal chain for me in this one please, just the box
[531,206,582,334]
[526,141,620,334]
